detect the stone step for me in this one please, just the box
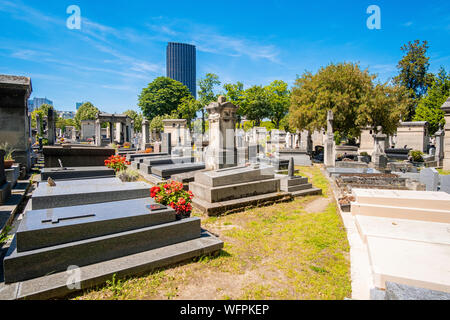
[366,236,450,293]
[194,165,275,188]
[16,198,176,252]
[192,191,292,216]
[4,217,201,283]
[142,156,193,166]
[351,203,450,223]
[280,177,309,187]
[289,187,322,198]
[139,163,152,175]
[285,183,313,192]
[0,230,223,300]
[355,215,450,245]
[352,189,450,211]
[152,163,206,179]
[190,178,281,203]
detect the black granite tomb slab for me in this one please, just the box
[151,163,206,179]
[16,198,175,252]
[41,166,115,181]
[4,217,201,283]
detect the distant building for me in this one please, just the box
[57,111,76,119]
[166,42,196,98]
[28,97,53,112]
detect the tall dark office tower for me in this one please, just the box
[166,42,196,98]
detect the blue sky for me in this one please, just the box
[1,0,449,113]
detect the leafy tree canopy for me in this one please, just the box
[138,77,192,120]
[393,40,434,120]
[240,85,271,127]
[124,109,143,133]
[289,62,375,139]
[74,102,99,130]
[173,96,202,129]
[198,73,221,106]
[265,80,290,129]
[414,67,450,135]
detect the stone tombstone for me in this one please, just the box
[359,127,375,156]
[35,113,41,135]
[205,96,238,170]
[47,108,55,145]
[440,175,450,194]
[419,168,439,192]
[372,126,388,168]
[435,125,444,167]
[161,132,172,155]
[141,119,150,150]
[396,121,429,152]
[442,97,450,171]
[0,74,32,171]
[163,119,187,147]
[324,110,336,167]
[0,149,6,186]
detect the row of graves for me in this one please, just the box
[127,96,321,216]
[0,94,323,299]
[0,146,224,299]
[322,105,450,299]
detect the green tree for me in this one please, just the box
[198,73,221,133]
[174,96,202,129]
[31,104,55,135]
[138,77,192,120]
[357,83,411,136]
[289,62,374,139]
[74,102,99,130]
[240,85,271,127]
[393,40,434,120]
[414,67,450,135]
[224,81,245,127]
[149,114,173,133]
[124,109,143,133]
[265,80,290,129]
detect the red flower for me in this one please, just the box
[178,198,186,205]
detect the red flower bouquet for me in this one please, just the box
[104,155,131,172]
[150,181,194,219]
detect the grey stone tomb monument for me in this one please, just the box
[372,126,388,169]
[0,149,12,205]
[205,96,238,170]
[324,110,336,167]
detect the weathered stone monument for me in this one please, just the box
[163,119,187,147]
[0,74,32,171]
[0,149,12,205]
[205,96,238,170]
[372,126,388,169]
[279,158,320,196]
[324,110,336,167]
[396,121,429,152]
[442,97,450,171]
[141,119,150,150]
[434,125,444,167]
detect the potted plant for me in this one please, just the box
[150,181,194,220]
[0,142,16,169]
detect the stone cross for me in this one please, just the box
[42,212,96,224]
[372,126,388,168]
[47,108,55,145]
[326,110,334,134]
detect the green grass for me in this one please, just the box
[73,165,350,300]
[437,169,450,175]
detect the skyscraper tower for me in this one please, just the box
[166,42,196,98]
